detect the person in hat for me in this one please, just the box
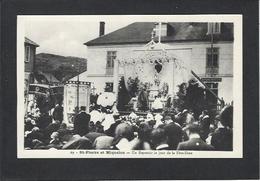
[132,122,152,150]
[210,105,233,151]
[52,102,63,123]
[200,113,211,141]
[177,123,214,150]
[73,106,91,136]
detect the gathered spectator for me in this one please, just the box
[25,117,34,131]
[112,123,135,150]
[199,110,208,122]
[163,115,174,124]
[150,128,169,150]
[24,94,233,151]
[88,121,96,132]
[177,123,214,150]
[93,136,114,149]
[57,123,72,142]
[47,132,63,149]
[105,116,122,137]
[52,103,63,123]
[200,115,211,141]
[44,119,61,142]
[132,122,152,150]
[62,135,92,149]
[210,106,233,151]
[73,106,91,136]
[85,131,106,144]
[95,121,104,133]
[164,122,183,150]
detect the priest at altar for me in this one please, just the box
[137,88,149,111]
[151,95,163,112]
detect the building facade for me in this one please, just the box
[84,22,233,105]
[24,37,39,84]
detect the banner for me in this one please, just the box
[63,81,91,125]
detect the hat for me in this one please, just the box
[182,109,188,114]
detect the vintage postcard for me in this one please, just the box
[17,15,242,158]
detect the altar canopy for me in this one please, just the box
[117,42,192,97]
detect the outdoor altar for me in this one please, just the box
[113,27,192,112]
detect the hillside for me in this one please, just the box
[35,53,87,82]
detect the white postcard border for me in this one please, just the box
[17,15,243,158]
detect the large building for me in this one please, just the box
[24,37,39,84]
[84,22,233,105]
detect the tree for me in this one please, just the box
[174,78,206,118]
[186,79,206,117]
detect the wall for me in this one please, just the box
[85,41,233,102]
[218,77,233,104]
[24,44,36,73]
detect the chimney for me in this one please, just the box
[99,22,105,36]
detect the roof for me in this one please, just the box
[40,72,60,83]
[25,37,39,47]
[69,71,89,82]
[84,22,233,46]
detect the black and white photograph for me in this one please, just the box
[17,15,242,158]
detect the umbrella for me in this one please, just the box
[97,92,116,107]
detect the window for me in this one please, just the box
[106,51,116,75]
[105,82,113,92]
[154,23,168,37]
[206,47,219,75]
[25,46,30,62]
[206,48,219,68]
[207,22,221,34]
[106,51,116,68]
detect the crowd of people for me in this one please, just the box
[24,97,233,151]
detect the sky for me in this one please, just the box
[23,16,135,58]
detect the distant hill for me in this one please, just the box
[35,53,87,82]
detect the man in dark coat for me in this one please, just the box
[52,103,63,123]
[164,122,183,150]
[210,105,233,151]
[73,106,91,136]
[150,128,170,150]
[177,123,214,150]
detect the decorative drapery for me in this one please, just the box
[118,46,191,97]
